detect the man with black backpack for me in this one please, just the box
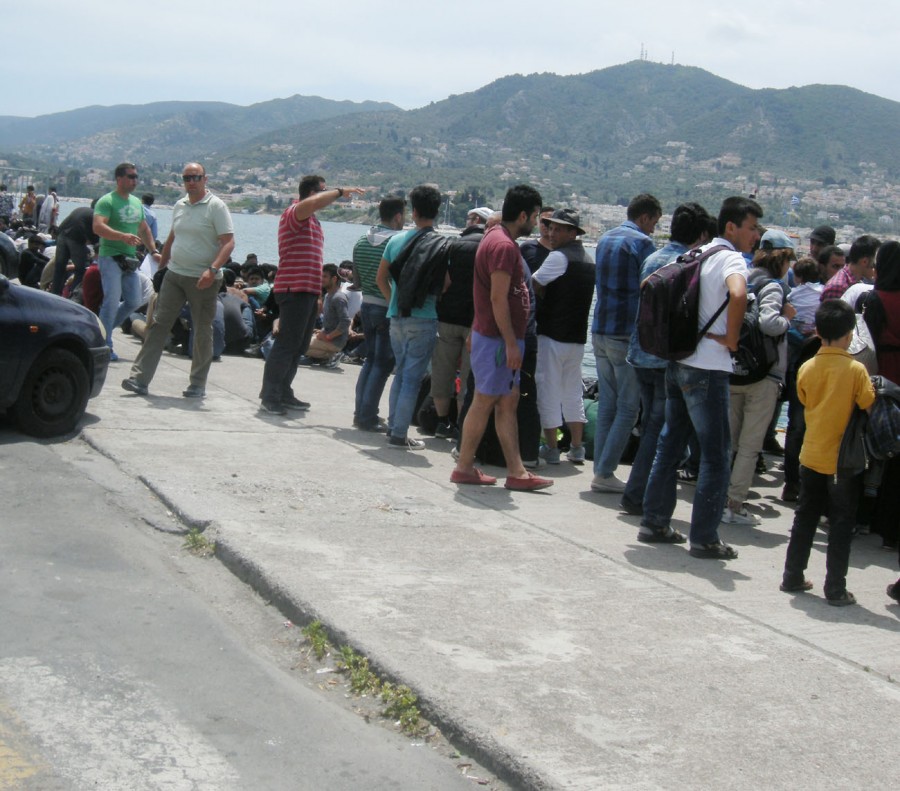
[638,196,760,559]
[375,185,446,450]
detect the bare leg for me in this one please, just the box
[455,391,500,473]
[568,421,584,449]
[542,427,559,449]
[494,390,527,479]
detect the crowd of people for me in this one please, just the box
[4,166,900,607]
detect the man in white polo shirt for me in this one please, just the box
[122,162,235,398]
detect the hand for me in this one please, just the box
[705,332,739,352]
[197,268,217,290]
[782,302,797,320]
[504,342,522,371]
[340,187,366,197]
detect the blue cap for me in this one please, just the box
[760,229,796,251]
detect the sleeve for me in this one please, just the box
[211,198,234,235]
[855,366,876,410]
[532,251,569,286]
[757,281,790,337]
[94,194,112,219]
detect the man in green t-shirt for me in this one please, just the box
[92,162,160,360]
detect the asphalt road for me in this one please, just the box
[0,437,499,790]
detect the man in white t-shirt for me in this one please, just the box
[639,196,760,560]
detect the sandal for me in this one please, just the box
[637,526,686,544]
[826,591,857,607]
[689,541,738,560]
[780,578,814,593]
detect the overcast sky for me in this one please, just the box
[5,0,898,117]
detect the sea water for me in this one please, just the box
[57,201,598,377]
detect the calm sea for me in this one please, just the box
[57,200,598,376]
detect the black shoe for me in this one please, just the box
[689,541,738,560]
[283,396,310,411]
[637,526,685,543]
[620,498,644,516]
[356,419,387,433]
[434,421,459,440]
[121,377,148,396]
[762,435,784,456]
[826,591,857,607]
[182,384,206,398]
[755,453,767,474]
[260,400,286,415]
[781,482,799,502]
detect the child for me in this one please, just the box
[786,257,823,337]
[781,299,875,605]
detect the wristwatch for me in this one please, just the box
[207,265,218,274]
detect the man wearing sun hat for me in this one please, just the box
[530,208,594,465]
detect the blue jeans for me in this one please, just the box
[592,334,640,477]
[98,256,143,349]
[642,363,732,546]
[354,302,394,427]
[388,317,437,439]
[623,367,666,509]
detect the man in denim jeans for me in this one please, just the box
[92,162,160,361]
[591,194,662,493]
[639,196,760,559]
[352,196,406,431]
[376,185,444,450]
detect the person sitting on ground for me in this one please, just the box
[302,263,350,364]
[781,299,875,606]
[240,265,272,310]
[18,235,49,288]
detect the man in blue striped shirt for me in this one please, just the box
[590,193,662,493]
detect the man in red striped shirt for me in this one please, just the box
[259,174,364,414]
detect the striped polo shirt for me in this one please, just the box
[273,203,324,294]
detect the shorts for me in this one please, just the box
[470,330,524,397]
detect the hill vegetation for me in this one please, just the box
[3,61,899,229]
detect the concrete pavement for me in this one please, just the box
[75,332,900,789]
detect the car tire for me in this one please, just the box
[11,348,90,438]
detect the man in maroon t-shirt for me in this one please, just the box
[451,184,553,492]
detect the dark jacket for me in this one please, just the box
[388,227,449,318]
[535,241,594,344]
[437,226,482,327]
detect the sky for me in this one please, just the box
[5,0,899,117]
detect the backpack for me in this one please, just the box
[730,279,786,385]
[387,228,450,317]
[637,244,729,361]
[865,377,900,461]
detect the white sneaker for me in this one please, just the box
[591,474,626,493]
[720,506,760,526]
[523,456,547,470]
[566,445,586,464]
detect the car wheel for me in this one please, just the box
[11,348,90,438]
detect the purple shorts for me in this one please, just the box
[470,330,524,397]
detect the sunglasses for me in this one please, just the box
[123,174,139,180]
[182,174,204,182]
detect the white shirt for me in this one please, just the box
[680,238,747,373]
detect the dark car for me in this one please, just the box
[0,274,110,437]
